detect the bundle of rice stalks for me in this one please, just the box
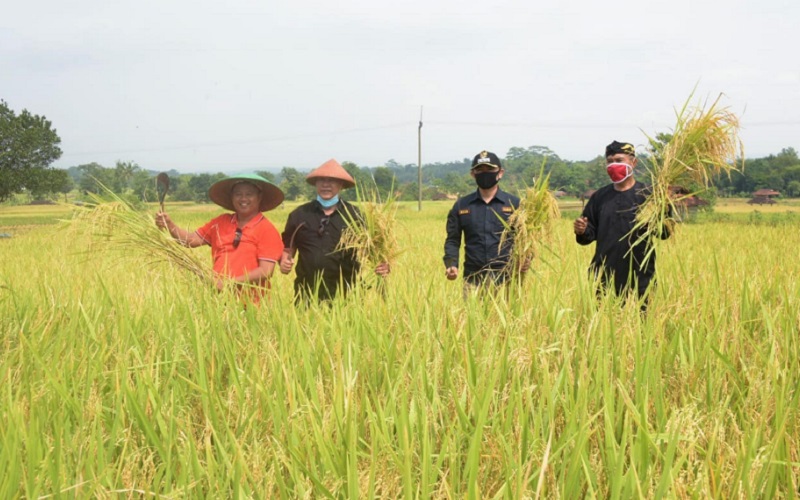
[336,185,400,279]
[632,92,743,264]
[500,166,561,275]
[69,190,214,283]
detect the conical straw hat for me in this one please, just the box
[305,159,355,189]
[208,173,284,212]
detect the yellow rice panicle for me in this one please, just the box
[500,168,561,274]
[69,190,215,283]
[631,92,743,263]
[336,185,400,274]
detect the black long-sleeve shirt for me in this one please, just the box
[576,181,670,295]
[444,188,520,284]
[282,200,360,300]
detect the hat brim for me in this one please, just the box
[208,176,285,212]
[304,159,356,189]
[471,163,501,170]
[305,176,355,189]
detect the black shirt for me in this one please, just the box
[282,200,361,300]
[576,181,670,294]
[444,188,520,284]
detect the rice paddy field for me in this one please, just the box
[1,198,799,498]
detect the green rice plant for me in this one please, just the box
[2,200,800,497]
[500,165,561,275]
[632,91,743,265]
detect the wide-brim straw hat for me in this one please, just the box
[305,159,356,189]
[208,173,285,212]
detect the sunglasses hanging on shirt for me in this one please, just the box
[317,217,330,236]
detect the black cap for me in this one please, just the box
[471,150,502,170]
[605,141,636,158]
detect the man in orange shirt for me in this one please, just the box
[156,173,284,299]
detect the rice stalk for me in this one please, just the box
[500,165,561,274]
[632,91,743,266]
[68,189,215,283]
[336,184,400,277]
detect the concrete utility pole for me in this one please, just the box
[418,106,423,211]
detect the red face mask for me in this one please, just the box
[606,162,632,183]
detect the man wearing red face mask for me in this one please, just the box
[573,141,671,307]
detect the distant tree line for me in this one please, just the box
[14,146,800,206]
[714,147,800,197]
[3,99,799,204]
[54,145,799,206]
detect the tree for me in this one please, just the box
[129,169,156,201]
[371,166,396,199]
[342,161,372,185]
[646,132,673,160]
[170,174,196,202]
[77,162,114,194]
[337,162,373,201]
[0,100,63,202]
[436,172,472,196]
[787,180,800,198]
[775,147,798,167]
[255,171,277,183]
[113,160,140,193]
[397,181,418,201]
[279,167,309,201]
[527,145,560,160]
[505,147,529,161]
[188,173,226,203]
[59,173,75,202]
[547,162,587,196]
[26,168,72,201]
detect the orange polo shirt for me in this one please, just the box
[196,213,283,285]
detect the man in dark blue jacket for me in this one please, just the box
[444,150,523,288]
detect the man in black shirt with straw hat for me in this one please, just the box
[280,159,390,302]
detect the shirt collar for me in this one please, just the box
[466,188,509,204]
[231,213,264,228]
[313,199,347,213]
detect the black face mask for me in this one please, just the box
[474,171,499,189]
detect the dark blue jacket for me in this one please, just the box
[444,188,520,284]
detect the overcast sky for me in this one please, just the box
[3,0,799,173]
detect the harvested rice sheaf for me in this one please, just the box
[70,190,215,283]
[336,186,400,275]
[500,168,561,275]
[632,92,743,266]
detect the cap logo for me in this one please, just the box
[605,140,636,158]
[472,150,501,169]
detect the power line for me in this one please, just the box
[60,122,411,158]
[428,120,800,128]
[58,118,800,159]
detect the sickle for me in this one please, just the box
[156,173,170,213]
[286,221,306,254]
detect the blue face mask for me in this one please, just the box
[316,194,339,208]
